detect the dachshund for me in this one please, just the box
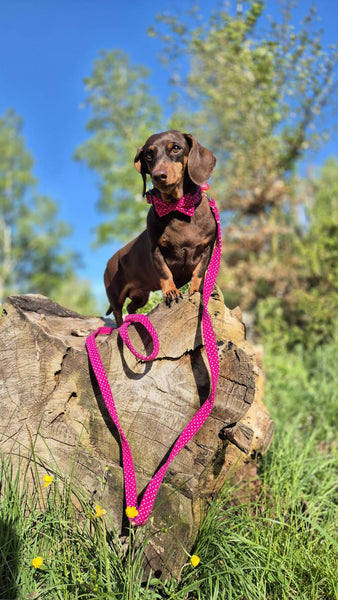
[104,130,217,326]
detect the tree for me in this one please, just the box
[0,110,97,314]
[74,50,163,242]
[75,2,336,333]
[151,1,337,310]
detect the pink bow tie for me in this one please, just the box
[146,187,202,217]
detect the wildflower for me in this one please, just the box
[32,556,43,569]
[190,554,200,568]
[125,506,139,519]
[94,504,107,518]
[43,474,54,488]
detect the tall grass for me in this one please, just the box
[0,340,337,599]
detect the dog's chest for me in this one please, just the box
[157,212,215,262]
[159,219,199,247]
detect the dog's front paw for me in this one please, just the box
[163,287,183,307]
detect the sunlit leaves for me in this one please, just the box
[74,50,162,242]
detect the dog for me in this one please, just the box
[104,130,217,326]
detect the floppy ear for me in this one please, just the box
[184,134,216,185]
[134,146,148,196]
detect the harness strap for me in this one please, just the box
[86,197,221,526]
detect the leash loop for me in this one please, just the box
[86,196,221,526]
[119,314,159,362]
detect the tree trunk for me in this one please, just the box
[0,288,273,578]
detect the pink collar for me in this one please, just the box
[146,187,201,217]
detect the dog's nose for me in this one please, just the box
[152,169,168,183]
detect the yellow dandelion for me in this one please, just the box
[43,474,54,488]
[125,506,139,519]
[32,556,43,569]
[94,504,107,518]
[190,554,200,568]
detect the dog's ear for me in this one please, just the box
[134,146,148,196]
[184,134,216,185]
[134,146,145,172]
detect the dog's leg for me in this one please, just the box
[113,308,123,328]
[160,279,183,306]
[104,271,127,327]
[189,246,213,296]
[127,291,150,315]
[105,297,123,326]
[152,246,183,306]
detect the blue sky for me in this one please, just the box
[0,0,337,308]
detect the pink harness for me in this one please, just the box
[86,190,221,526]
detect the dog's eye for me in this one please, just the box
[145,151,153,161]
[171,145,181,153]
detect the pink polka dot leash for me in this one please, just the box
[86,189,222,526]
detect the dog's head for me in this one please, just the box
[134,130,216,200]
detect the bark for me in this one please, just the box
[0,288,273,578]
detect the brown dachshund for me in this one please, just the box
[104,130,217,326]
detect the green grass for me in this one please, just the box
[0,340,337,599]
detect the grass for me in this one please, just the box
[0,339,337,599]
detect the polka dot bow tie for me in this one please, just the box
[146,187,202,217]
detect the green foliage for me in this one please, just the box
[74,50,163,242]
[52,278,100,316]
[256,158,338,348]
[0,110,97,314]
[0,449,124,599]
[179,441,336,599]
[76,3,337,338]
[177,334,338,599]
[263,337,338,443]
[148,2,337,331]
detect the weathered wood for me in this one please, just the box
[0,288,273,577]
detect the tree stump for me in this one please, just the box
[0,289,273,578]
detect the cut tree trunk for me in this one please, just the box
[0,288,273,578]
